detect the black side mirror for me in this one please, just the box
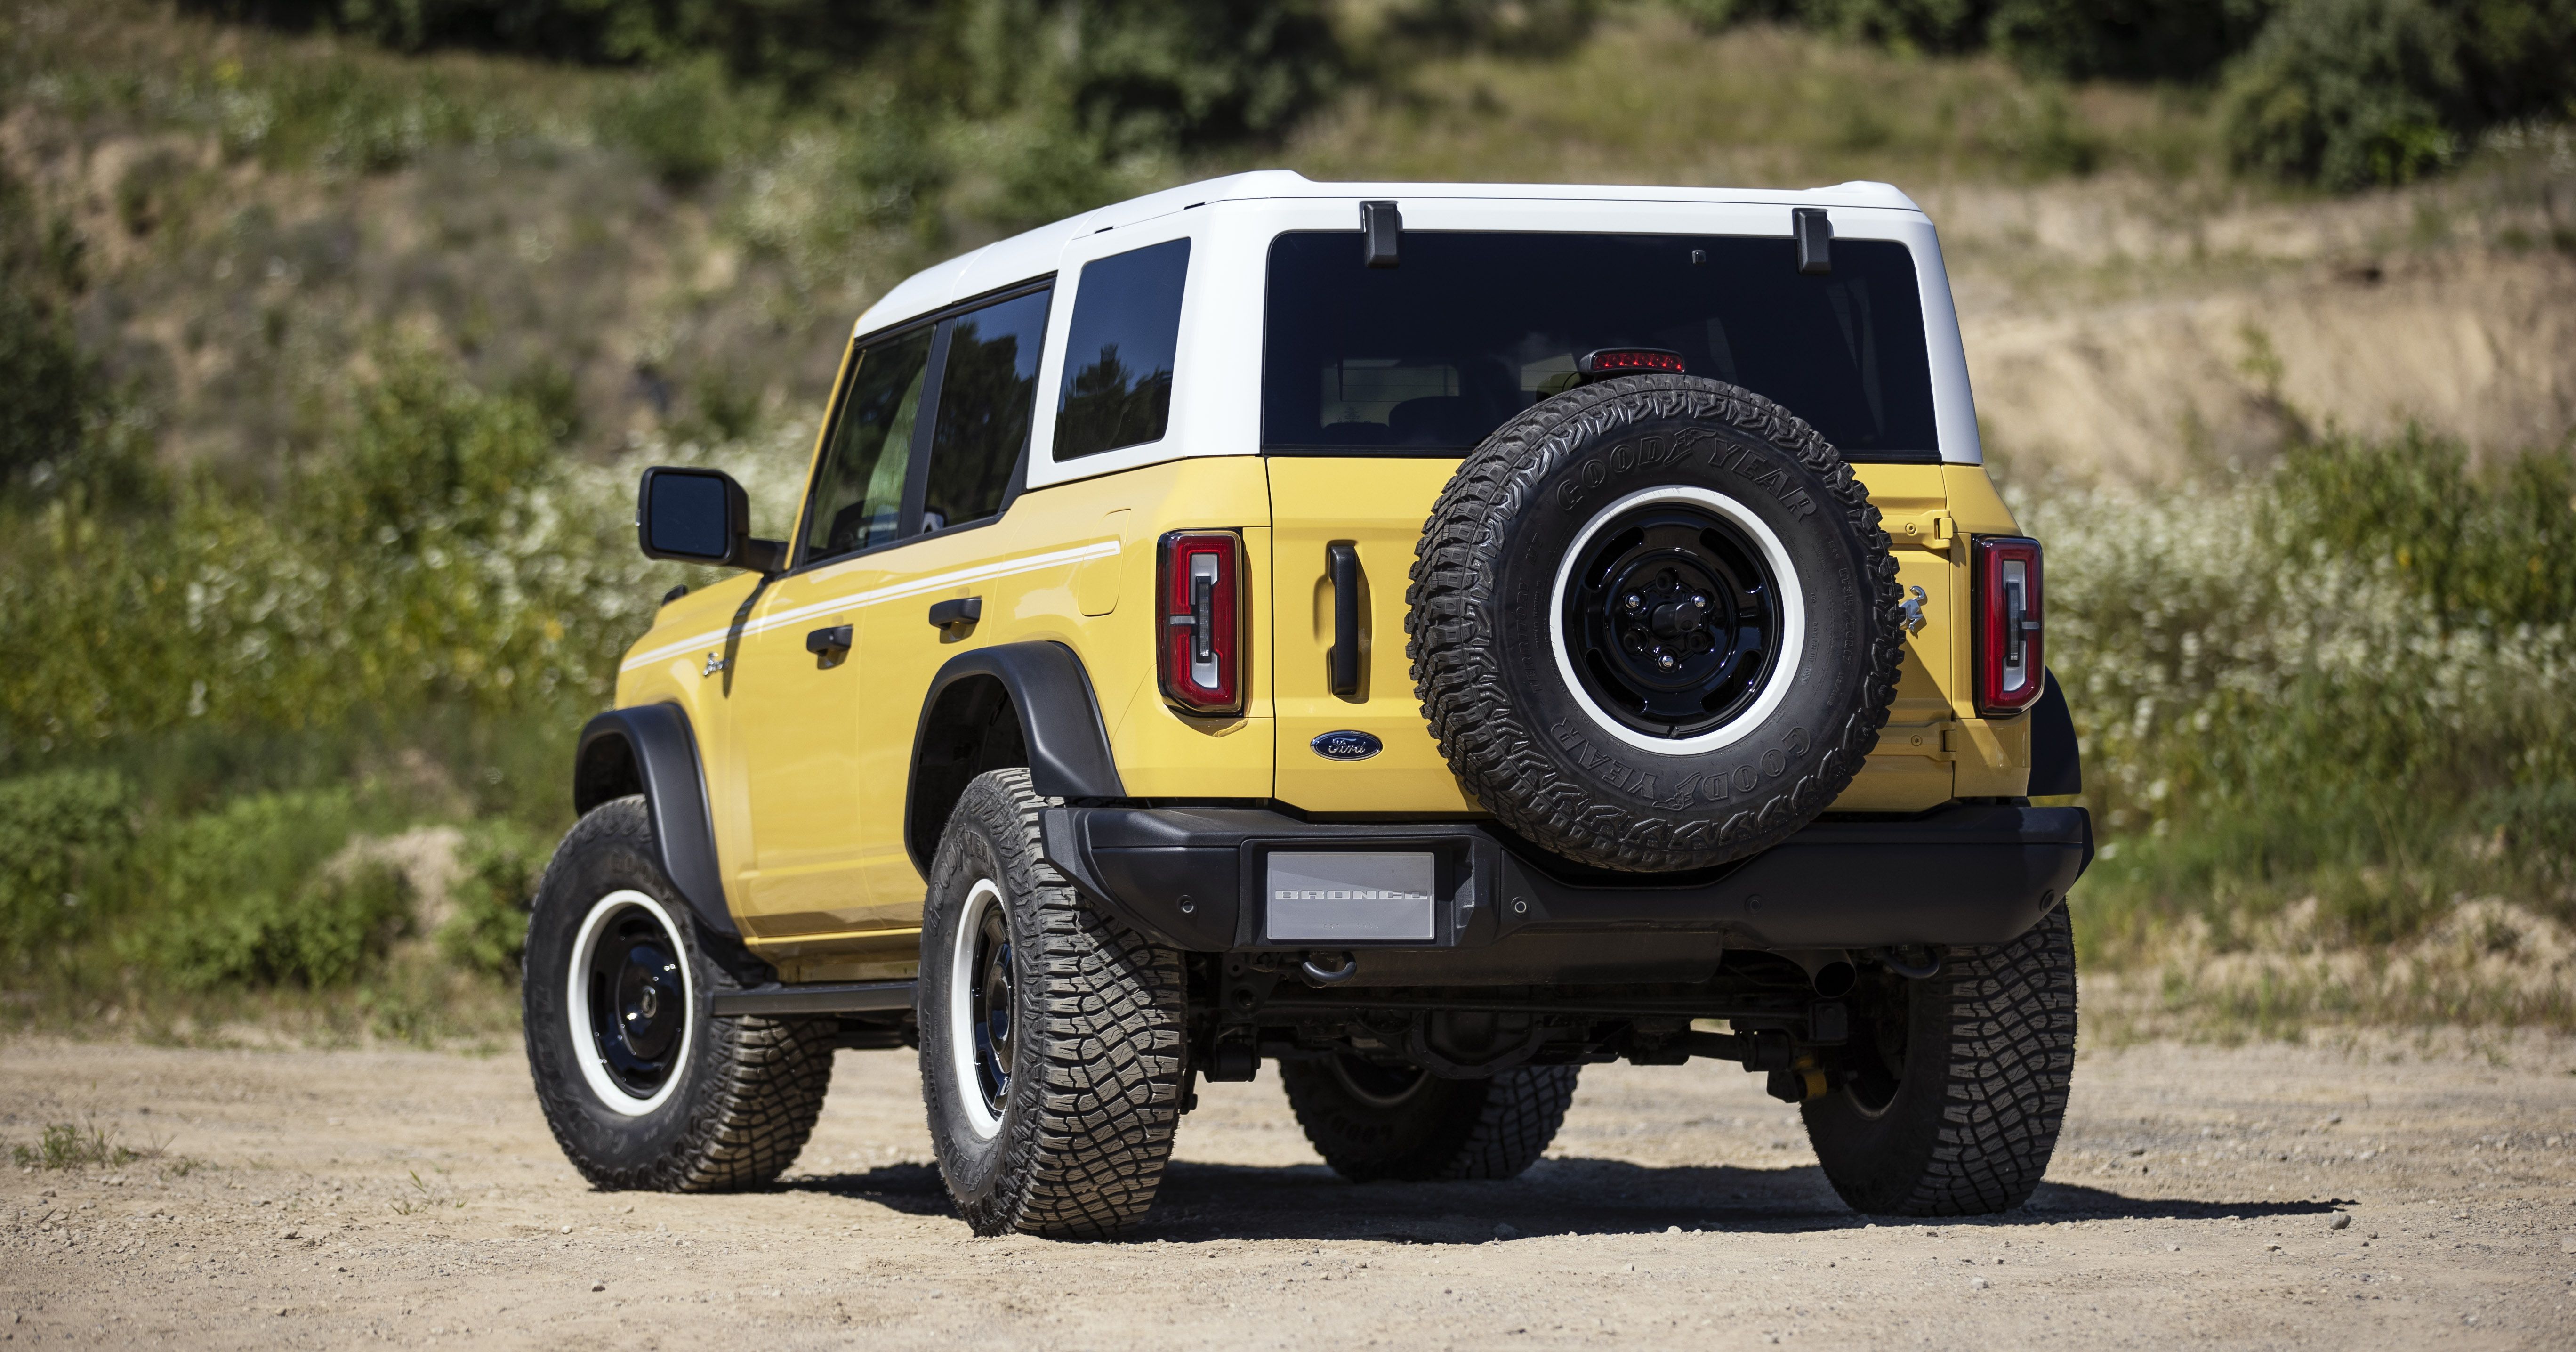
[636,467,786,572]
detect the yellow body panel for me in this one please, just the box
[1268,458,1481,815]
[613,448,2031,954]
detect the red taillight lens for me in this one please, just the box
[1974,536,2045,716]
[1159,530,1244,715]
[1577,347,1687,376]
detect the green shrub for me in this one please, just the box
[2218,0,2461,187]
[188,0,1347,149]
[0,346,659,756]
[0,770,137,964]
[2022,426,2576,947]
[0,164,135,506]
[436,819,547,980]
[1988,0,2277,79]
[149,790,410,989]
[601,60,738,188]
[1684,0,2273,76]
[2219,0,2576,189]
[163,860,413,989]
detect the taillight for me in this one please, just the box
[1974,536,2044,716]
[1159,530,1244,715]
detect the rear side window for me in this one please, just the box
[1262,231,1938,459]
[925,287,1051,531]
[1055,238,1189,460]
[802,326,934,565]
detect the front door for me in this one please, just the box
[727,323,937,937]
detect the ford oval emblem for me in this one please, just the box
[1311,729,1383,761]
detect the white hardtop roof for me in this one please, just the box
[851,170,1925,337]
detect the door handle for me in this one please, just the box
[928,596,982,632]
[1327,542,1361,701]
[805,624,852,657]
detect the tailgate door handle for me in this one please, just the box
[1327,542,1361,700]
[928,596,982,631]
[805,624,852,657]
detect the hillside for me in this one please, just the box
[2,0,2573,1039]
[6,2,2568,488]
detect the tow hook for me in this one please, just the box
[1298,951,1359,986]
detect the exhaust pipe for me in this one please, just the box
[1777,949,1857,997]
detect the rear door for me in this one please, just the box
[850,283,1062,912]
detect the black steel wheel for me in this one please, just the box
[580,901,690,1101]
[1562,500,1785,740]
[966,899,1015,1125]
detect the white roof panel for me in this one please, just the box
[849,170,1924,337]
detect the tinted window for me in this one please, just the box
[803,327,934,565]
[925,288,1051,531]
[1055,238,1189,460]
[1262,232,1938,458]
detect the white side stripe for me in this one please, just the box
[619,539,1120,672]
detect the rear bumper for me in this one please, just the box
[1039,802,2090,956]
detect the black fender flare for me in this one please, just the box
[2027,667,2082,799]
[905,640,1125,876]
[572,703,739,942]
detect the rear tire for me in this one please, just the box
[1801,904,2078,1215]
[919,769,1188,1238]
[523,796,835,1191]
[1281,1054,1579,1182]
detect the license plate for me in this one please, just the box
[1264,852,1436,943]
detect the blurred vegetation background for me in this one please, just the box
[0,0,2570,1043]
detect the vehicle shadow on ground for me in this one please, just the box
[782,1157,2346,1242]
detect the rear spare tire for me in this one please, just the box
[1408,374,1902,872]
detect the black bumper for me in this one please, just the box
[1039,802,2090,956]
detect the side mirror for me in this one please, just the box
[636,467,786,572]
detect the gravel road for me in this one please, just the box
[4,1032,2573,1348]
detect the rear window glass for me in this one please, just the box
[1261,231,1938,458]
[925,287,1051,531]
[1055,238,1190,460]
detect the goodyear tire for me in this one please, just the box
[919,769,1189,1239]
[1408,374,1902,872]
[523,796,835,1191]
[1802,904,2078,1215]
[1280,1055,1578,1183]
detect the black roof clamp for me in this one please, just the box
[1361,200,1401,268]
[1793,207,1833,275]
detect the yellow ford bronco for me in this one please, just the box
[522,172,2088,1237]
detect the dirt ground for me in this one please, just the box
[4,1032,2574,1350]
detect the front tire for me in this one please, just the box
[1280,1054,1579,1182]
[523,796,835,1191]
[1801,904,2078,1215]
[918,769,1188,1238]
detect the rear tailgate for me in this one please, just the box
[1268,456,1478,813]
[1267,456,1969,816]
